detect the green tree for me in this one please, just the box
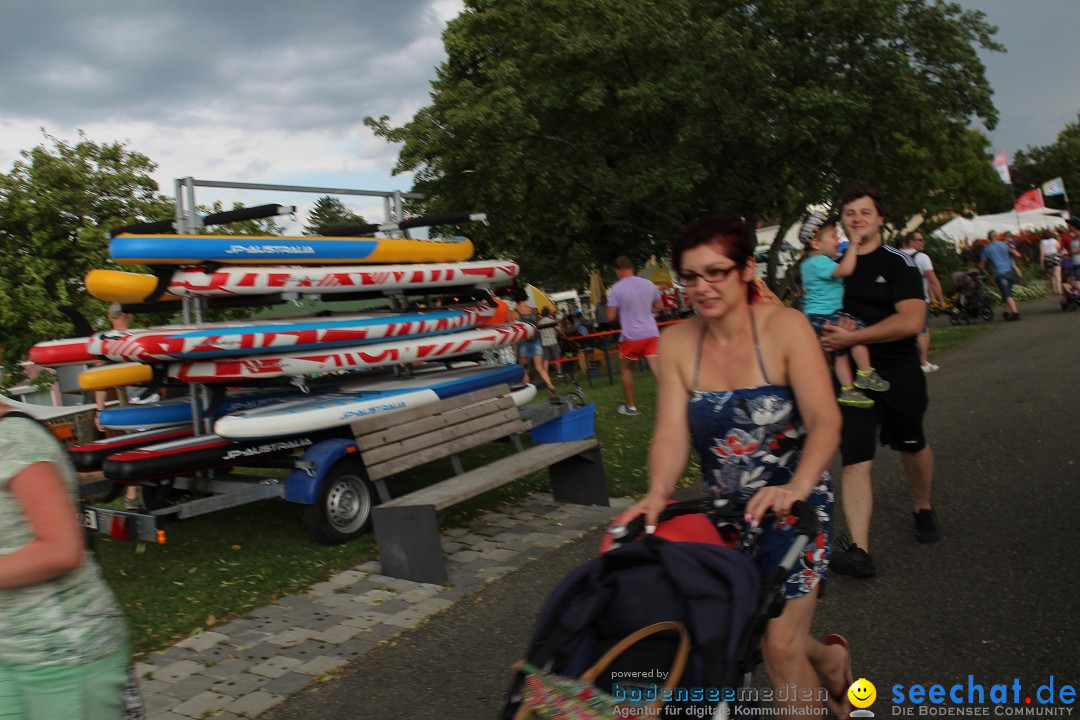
[367,0,1001,289]
[0,132,172,384]
[1011,114,1080,216]
[303,196,366,235]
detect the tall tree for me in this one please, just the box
[0,132,172,383]
[303,196,366,235]
[368,0,1001,288]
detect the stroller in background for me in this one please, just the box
[1062,282,1080,311]
[950,269,995,324]
[501,497,818,719]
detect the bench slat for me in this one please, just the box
[350,383,509,438]
[366,419,530,481]
[355,394,517,452]
[378,439,599,511]
[360,404,525,467]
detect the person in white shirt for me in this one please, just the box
[898,233,945,373]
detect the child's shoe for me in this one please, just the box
[838,387,874,408]
[853,368,890,392]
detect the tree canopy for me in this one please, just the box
[303,196,366,235]
[368,0,1002,288]
[0,132,172,381]
[0,132,286,386]
[1011,114,1080,217]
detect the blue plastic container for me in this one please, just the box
[531,403,596,443]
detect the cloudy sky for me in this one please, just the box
[1,0,1077,227]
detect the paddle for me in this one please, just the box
[319,211,487,237]
[110,204,296,237]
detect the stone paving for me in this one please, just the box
[138,493,631,720]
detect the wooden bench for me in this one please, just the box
[354,384,608,583]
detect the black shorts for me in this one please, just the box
[840,360,928,465]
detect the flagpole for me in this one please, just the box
[1011,183,1021,233]
[1063,180,1071,218]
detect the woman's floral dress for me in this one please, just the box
[688,386,833,598]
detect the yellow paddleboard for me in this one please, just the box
[79,363,154,391]
[86,270,182,304]
[109,234,475,266]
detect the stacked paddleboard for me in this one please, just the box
[33,222,535,482]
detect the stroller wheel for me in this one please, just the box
[979,307,994,322]
[949,310,962,326]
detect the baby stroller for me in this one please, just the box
[501,497,818,719]
[949,269,994,324]
[1062,283,1080,311]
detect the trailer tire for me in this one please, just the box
[304,458,375,544]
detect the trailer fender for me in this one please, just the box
[285,438,361,504]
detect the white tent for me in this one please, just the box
[932,208,1068,248]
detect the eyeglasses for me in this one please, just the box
[677,265,740,287]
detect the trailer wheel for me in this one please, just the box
[304,458,375,544]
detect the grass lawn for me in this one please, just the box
[929,323,993,356]
[98,323,988,658]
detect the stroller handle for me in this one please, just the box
[609,496,818,548]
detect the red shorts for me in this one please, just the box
[619,337,659,360]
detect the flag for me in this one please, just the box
[588,269,605,306]
[992,151,1012,184]
[1015,188,1044,212]
[1042,177,1066,197]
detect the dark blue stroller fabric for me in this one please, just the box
[503,536,762,717]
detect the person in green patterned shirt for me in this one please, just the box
[0,400,132,719]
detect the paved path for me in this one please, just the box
[142,296,1080,719]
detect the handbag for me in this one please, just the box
[513,621,690,720]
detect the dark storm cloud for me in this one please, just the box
[0,0,448,131]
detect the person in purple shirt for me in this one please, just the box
[606,256,663,416]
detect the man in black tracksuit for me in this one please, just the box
[821,186,941,578]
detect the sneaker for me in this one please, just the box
[617,404,639,416]
[837,387,874,409]
[913,508,941,543]
[831,536,877,578]
[920,362,940,373]
[853,369,890,392]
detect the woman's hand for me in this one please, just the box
[616,492,670,534]
[745,484,812,526]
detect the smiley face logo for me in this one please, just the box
[848,678,877,708]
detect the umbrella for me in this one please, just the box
[588,269,606,306]
[524,284,557,313]
[638,259,676,288]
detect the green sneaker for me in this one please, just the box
[838,387,874,408]
[853,369,890,392]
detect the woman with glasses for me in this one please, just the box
[619,217,853,719]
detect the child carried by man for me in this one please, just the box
[799,213,890,408]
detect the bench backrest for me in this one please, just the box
[350,383,528,481]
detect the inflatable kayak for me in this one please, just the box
[85,260,519,303]
[101,427,352,483]
[97,386,318,431]
[110,234,474,265]
[214,362,525,439]
[33,305,497,367]
[102,377,535,481]
[78,322,535,390]
[68,426,193,472]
